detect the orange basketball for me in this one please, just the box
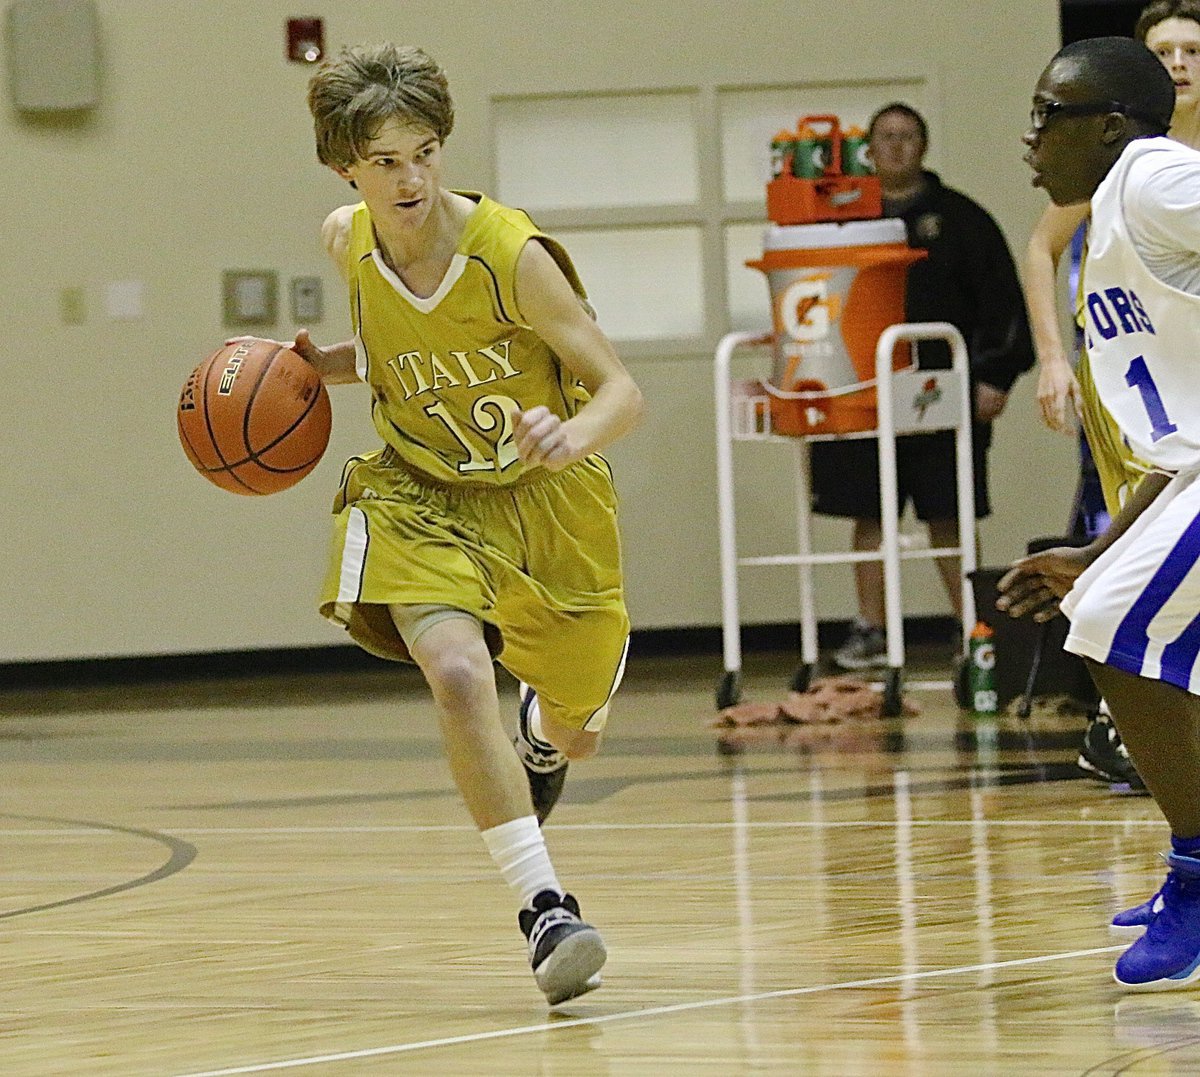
[177,340,332,495]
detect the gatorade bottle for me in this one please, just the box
[792,125,824,178]
[842,125,871,176]
[968,622,998,714]
[770,129,797,178]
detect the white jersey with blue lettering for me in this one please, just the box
[1084,136,1200,472]
[1062,137,1200,694]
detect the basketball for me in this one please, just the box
[177,340,332,495]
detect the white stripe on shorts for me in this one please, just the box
[337,506,369,603]
[583,634,630,732]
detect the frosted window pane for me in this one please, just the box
[725,222,774,332]
[555,227,705,340]
[494,93,699,210]
[718,82,924,203]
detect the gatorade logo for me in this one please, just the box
[914,376,942,419]
[778,276,841,342]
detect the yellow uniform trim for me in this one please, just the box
[1075,232,1149,514]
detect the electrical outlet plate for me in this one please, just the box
[290,276,323,322]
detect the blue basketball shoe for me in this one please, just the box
[1114,853,1200,991]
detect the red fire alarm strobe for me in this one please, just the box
[286,17,324,64]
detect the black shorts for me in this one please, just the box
[809,427,991,522]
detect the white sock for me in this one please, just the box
[481,815,562,908]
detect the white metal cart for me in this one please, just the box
[714,322,977,715]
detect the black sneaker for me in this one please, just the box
[833,620,888,670]
[515,683,568,825]
[1078,704,1147,793]
[519,889,606,1005]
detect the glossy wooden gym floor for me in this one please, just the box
[0,648,1188,1076]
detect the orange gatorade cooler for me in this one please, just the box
[747,219,927,436]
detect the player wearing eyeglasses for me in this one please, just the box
[1022,1,1200,796]
[1001,35,1200,991]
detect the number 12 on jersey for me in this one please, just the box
[425,395,521,473]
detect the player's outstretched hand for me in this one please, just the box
[224,329,345,381]
[513,405,584,472]
[996,546,1094,622]
[225,328,322,366]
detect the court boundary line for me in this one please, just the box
[0,818,1165,836]
[175,944,1127,1076]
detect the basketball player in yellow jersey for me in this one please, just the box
[236,43,643,1006]
[1027,209,1147,514]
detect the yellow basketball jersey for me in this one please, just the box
[1073,230,1148,514]
[346,193,591,485]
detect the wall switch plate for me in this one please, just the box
[223,270,278,326]
[60,286,86,324]
[290,276,323,322]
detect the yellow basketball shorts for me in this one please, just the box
[1076,348,1148,517]
[318,448,630,731]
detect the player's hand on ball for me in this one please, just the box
[513,405,583,471]
[225,329,331,374]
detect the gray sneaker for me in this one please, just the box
[519,890,606,1005]
[834,621,888,670]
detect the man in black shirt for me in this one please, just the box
[812,102,1035,669]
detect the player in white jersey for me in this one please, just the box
[999,36,1200,991]
[1019,2,1200,797]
